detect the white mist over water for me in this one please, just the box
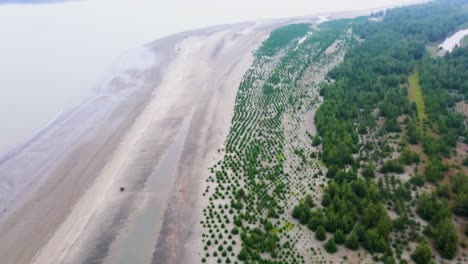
[0,0,421,155]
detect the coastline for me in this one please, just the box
[0,1,429,264]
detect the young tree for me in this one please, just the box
[292,202,311,224]
[345,232,359,250]
[363,229,387,253]
[410,173,425,187]
[411,242,432,264]
[315,226,326,241]
[334,229,345,244]
[324,238,338,253]
[424,159,444,183]
[312,135,322,147]
[407,121,420,144]
[433,218,458,259]
[237,247,248,261]
[454,192,468,217]
[308,214,323,231]
[304,194,315,208]
[362,163,376,178]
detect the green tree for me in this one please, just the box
[380,159,404,174]
[308,215,323,231]
[312,135,322,146]
[407,121,420,144]
[363,229,387,253]
[324,238,338,253]
[376,217,393,237]
[433,218,458,259]
[315,226,326,241]
[424,159,444,183]
[292,202,311,224]
[237,247,248,261]
[399,148,419,165]
[452,172,468,217]
[411,242,432,264]
[454,192,468,217]
[304,194,315,208]
[345,232,359,250]
[334,229,345,244]
[416,192,451,224]
[382,255,396,264]
[362,163,375,178]
[410,173,425,187]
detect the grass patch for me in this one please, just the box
[408,64,426,127]
[281,221,295,232]
[425,44,440,58]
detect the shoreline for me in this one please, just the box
[0,1,429,263]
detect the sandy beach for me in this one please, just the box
[0,19,294,264]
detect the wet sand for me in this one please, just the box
[0,20,293,264]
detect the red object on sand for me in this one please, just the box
[120,187,125,192]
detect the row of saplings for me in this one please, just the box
[292,169,460,264]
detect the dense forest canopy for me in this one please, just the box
[295,0,468,262]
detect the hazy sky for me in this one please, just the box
[0,0,421,154]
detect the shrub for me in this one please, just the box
[410,174,425,187]
[362,163,376,178]
[424,159,444,183]
[381,159,404,174]
[399,149,419,165]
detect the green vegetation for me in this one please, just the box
[200,18,355,263]
[433,218,459,259]
[324,238,337,253]
[410,242,433,264]
[425,44,440,58]
[200,0,468,263]
[296,0,467,261]
[453,172,468,217]
[408,64,426,126]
